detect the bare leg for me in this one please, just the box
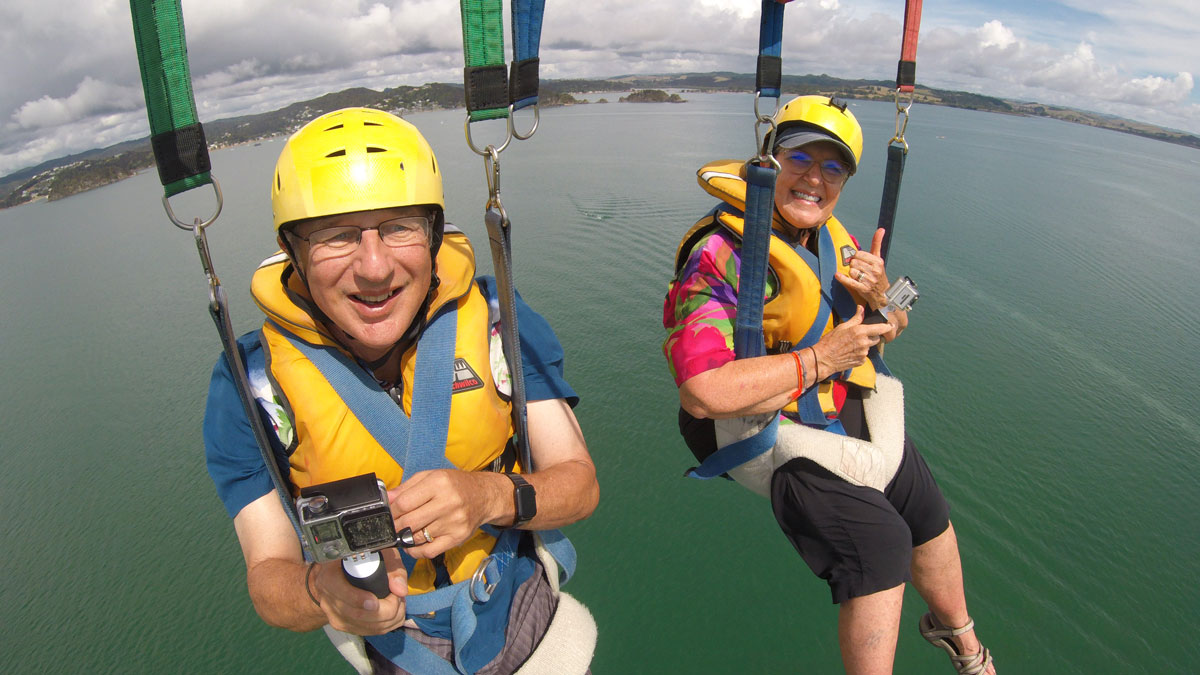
[839,583,904,675]
[911,521,995,674]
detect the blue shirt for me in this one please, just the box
[203,278,578,519]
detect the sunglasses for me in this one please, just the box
[778,150,852,185]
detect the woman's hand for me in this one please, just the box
[812,306,894,378]
[836,228,891,310]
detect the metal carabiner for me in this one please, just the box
[509,102,540,141]
[465,114,512,157]
[754,115,779,158]
[163,176,223,232]
[469,554,500,603]
[483,145,509,224]
[889,88,914,152]
[191,217,222,309]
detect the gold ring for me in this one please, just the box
[422,527,433,544]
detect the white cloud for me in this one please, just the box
[1,0,1198,177]
[10,77,143,130]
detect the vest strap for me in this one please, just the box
[279,307,458,476]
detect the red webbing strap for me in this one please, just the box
[896,0,922,93]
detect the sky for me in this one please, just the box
[1,0,1197,177]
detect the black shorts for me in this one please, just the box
[770,431,950,604]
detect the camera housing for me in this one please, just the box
[884,276,919,313]
[296,473,396,564]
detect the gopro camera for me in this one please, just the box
[297,473,401,563]
[864,276,919,325]
[884,276,919,313]
[296,473,416,598]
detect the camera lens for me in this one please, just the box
[303,495,330,518]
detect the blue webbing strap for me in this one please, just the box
[876,144,907,262]
[368,526,577,673]
[280,309,457,474]
[733,162,778,360]
[755,0,788,98]
[509,0,544,110]
[687,417,779,480]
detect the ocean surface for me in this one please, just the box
[2,93,1198,673]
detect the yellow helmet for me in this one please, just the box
[770,95,864,173]
[271,107,445,231]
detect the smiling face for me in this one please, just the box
[772,141,848,233]
[286,206,433,363]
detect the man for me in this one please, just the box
[204,107,598,674]
[663,96,994,674]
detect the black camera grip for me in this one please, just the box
[863,308,889,325]
[342,551,390,599]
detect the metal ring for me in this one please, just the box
[752,90,780,122]
[747,154,781,172]
[465,114,512,157]
[509,103,539,140]
[858,271,867,282]
[162,176,223,232]
[422,527,433,544]
[469,555,499,603]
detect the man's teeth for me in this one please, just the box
[356,291,394,303]
[792,190,821,202]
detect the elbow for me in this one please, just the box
[679,384,723,419]
[573,461,600,521]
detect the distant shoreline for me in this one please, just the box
[4,74,1197,210]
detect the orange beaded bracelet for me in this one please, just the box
[790,350,805,400]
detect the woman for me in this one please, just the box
[663,95,995,675]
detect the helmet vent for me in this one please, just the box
[364,121,383,127]
[325,149,347,158]
[366,146,386,153]
[325,123,344,131]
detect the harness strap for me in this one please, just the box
[129,0,212,197]
[754,0,791,98]
[367,528,577,673]
[279,306,457,477]
[733,162,778,359]
[897,0,923,94]
[460,0,509,122]
[508,0,545,111]
[877,0,923,262]
[687,417,778,480]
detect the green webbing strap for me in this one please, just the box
[460,0,509,122]
[129,0,211,197]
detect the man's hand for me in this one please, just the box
[308,547,410,635]
[388,469,507,558]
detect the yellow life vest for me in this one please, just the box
[675,159,876,417]
[250,229,515,594]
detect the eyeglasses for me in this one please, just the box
[291,215,431,256]
[778,150,852,185]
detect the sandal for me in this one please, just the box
[919,612,995,674]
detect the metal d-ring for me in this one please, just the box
[163,176,223,232]
[509,103,540,140]
[465,114,512,157]
[469,554,499,602]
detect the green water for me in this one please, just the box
[2,94,1198,673]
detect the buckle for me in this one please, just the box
[469,554,499,603]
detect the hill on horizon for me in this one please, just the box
[3,72,1197,208]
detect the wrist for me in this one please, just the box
[807,346,821,384]
[503,472,537,528]
[305,561,322,608]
